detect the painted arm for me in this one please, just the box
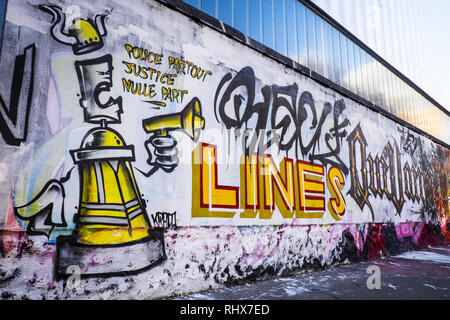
[135,135,179,177]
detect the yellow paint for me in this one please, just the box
[74,128,151,245]
[191,143,237,218]
[73,20,101,44]
[81,163,99,203]
[76,159,151,245]
[239,154,259,218]
[296,161,325,219]
[201,145,238,207]
[327,166,346,221]
[191,142,347,222]
[77,216,150,245]
[261,156,295,219]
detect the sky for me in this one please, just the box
[311,0,450,113]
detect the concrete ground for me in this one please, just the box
[175,245,450,300]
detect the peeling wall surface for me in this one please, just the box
[0,0,449,300]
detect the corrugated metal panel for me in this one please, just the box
[181,0,450,143]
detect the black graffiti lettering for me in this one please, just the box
[381,142,405,214]
[380,155,390,201]
[297,91,325,157]
[383,142,404,214]
[214,67,446,218]
[214,67,272,157]
[245,86,272,156]
[373,155,383,198]
[417,168,425,202]
[214,66,259,129]
[214,66,350,173]
[398,126,419,156]
[271,84,299,152]
[348,126,406,216]
[241,128,258,156]
[151,211,177,228]
[411,166,419,203]
[0,44,35,146]
[347,124,445,217]
[366,154,377,197]
[308,99,349,175]
[404,163,425,205]
[239,128,280,157]
[403,162,414,202]
[347,123,374,220]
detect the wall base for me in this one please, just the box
[1,222,448,300]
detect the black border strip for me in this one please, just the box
[156,0,449,149]
[0,300,438,316]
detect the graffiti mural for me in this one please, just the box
[213,66,350,174]
[39,4,108,55]
[0,0,448,299]
[11,2,205,278]
[190,65,448,228]
[0,44,35,146]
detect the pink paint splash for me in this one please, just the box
[1,193,25,258]
[395,222,415,239]
[345,223,368,255]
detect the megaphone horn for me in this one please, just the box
[142,97,205,142]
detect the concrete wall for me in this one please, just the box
[0,0,449,299]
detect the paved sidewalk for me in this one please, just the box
[177,245,450,300]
